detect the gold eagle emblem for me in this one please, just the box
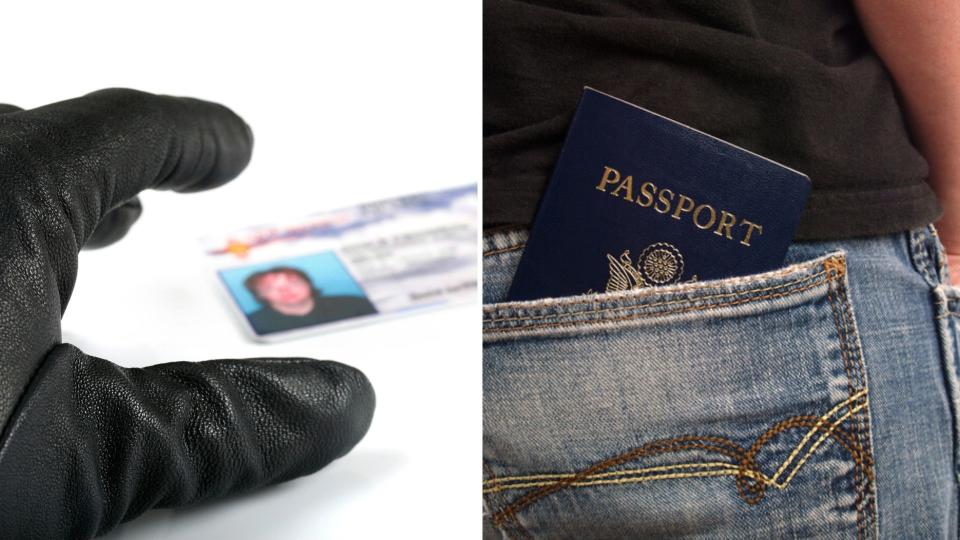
[605,242,694,292]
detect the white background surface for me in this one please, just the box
[1,2,480,538]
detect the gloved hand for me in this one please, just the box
[0,90,375,539]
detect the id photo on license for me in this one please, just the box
[220,253,377,337]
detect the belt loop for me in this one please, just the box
[929,223,953,286]
[909,224,949,288]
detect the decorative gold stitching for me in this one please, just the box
[485,413,871,497]
[489,391,870,527]
[777,400,867,486]
[485,463,779,494]
[485,395,866,490]
[769,388,867,482]
[486,469,741,494]
[487,394,868,496]
[484,461,738,486]
[485,273,830,334]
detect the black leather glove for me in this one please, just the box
[0,89,376,539]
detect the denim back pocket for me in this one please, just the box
[483,230,877,539]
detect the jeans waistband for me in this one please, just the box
[485,223,951,286]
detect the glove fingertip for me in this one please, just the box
[289,359,376,459]
[221,357,376,481]
[163,97,255,194]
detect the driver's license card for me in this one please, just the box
[200,185,477,341]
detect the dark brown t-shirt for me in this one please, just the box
[484,0,942,240]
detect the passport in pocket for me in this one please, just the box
[506,88,811,302]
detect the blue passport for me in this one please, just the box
[506,88,812,301]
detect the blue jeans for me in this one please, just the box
[483,224,960,539]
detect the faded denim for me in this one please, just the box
[483,224,960,539]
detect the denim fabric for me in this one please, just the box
[483,224,960,539]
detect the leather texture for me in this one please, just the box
[0,89,376,539]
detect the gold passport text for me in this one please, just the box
[595,165,763,247]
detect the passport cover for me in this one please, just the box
[506,87,812,301]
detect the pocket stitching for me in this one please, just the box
[485,264,834,326]
[484,249,844,314]
[485,263,839,334]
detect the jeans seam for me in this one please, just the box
[843,277,877,536]
[829,277,866,539]
[826,271,877,539]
